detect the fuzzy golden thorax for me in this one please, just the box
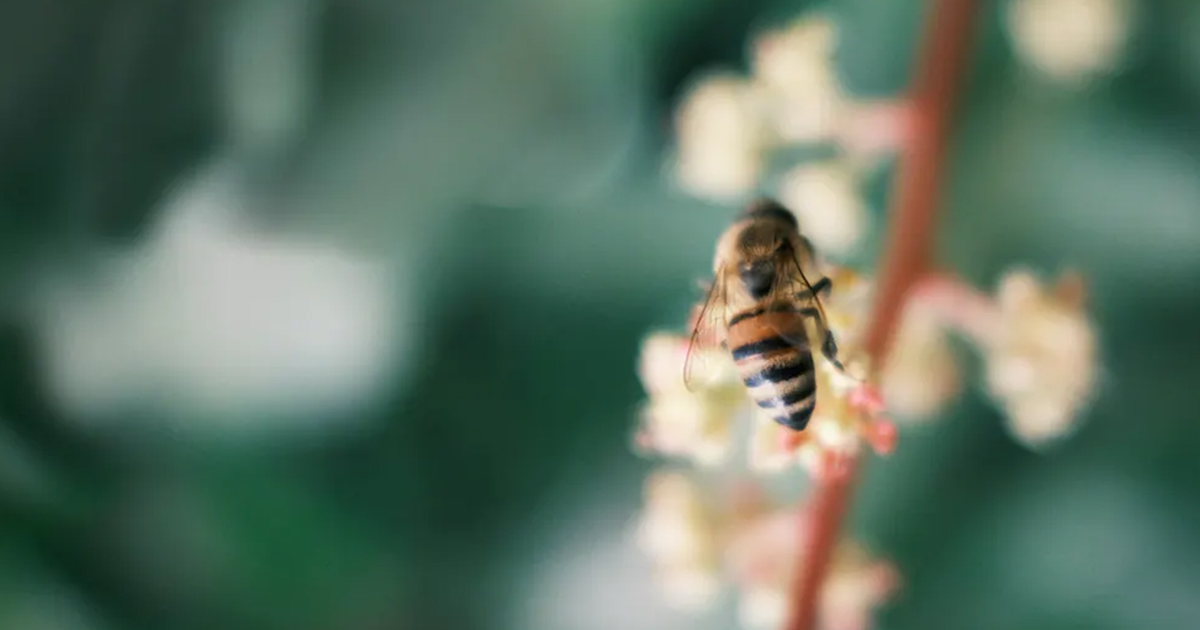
[713,200,811,303]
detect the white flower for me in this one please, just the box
[635,471,724,611]
[749,375,894,481]
[640,393,741,466]
[673,73,770,200]
[739,586,790,629]
[727,510,803,629]
[983,269,1098,446]
[635,332,747,466]
[778,161,869,259]
[637,333,692,395]
[819,544,902,630]
[898,271,1099,446]
[748,410,800,474]
[751,14,844,143]
[879,302,963,420]
[1006,0,1135,84]
[635,471,900,629]
[638,331,741,394]
[793,396,867,480]
[726,507,898,630]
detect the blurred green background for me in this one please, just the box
[1,1,1199,629]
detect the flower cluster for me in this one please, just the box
[671,13,908,259]
[634,332,746,468]
[635,471,725,610]
[880,269,1099,446]
[636,6,1103,629]
[635,471,899,630]
[633,263,1099,625]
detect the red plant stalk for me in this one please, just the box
[783,2,983,630]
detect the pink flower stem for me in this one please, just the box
[783,2,983,630]
[910,272,1000,345]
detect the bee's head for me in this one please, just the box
[735,226,789,299]
[714,199,801,300]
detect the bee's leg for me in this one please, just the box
[793,277,832,301]
[797,305,846,372]
[819,328,845,372]
[812,276,832,297]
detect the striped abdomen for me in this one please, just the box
[726,304,816,431]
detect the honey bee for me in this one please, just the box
[684,198,846,431]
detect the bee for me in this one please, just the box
[684,198,846,432]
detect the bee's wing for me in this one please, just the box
[682,273,731,392]
[785,244,831,324]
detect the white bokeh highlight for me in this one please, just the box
[1006,0,1134,84]
[34,166,404,432]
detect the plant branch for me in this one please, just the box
[864,0,983,362]
[784,2,983,629]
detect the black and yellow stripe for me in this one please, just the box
[728,322,818,431]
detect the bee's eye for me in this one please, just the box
[739,261,776,299]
